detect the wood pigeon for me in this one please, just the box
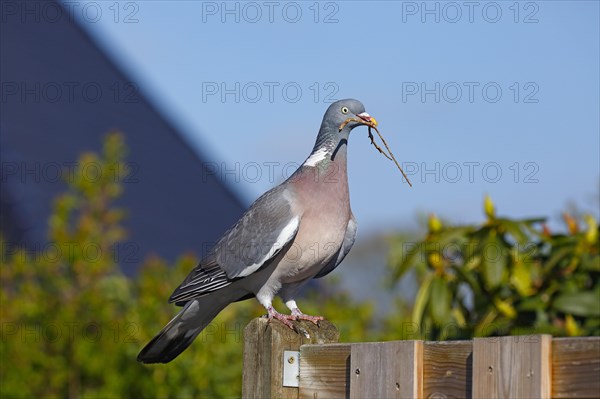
[138,99,378,363]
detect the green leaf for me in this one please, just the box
[429,276,451,326]
[451,307,467,328]
[451,265,482,295]
[553,292,600,317]
[474,308,499,337]
[481,235,508,290]
[499,219,530,246]
[517,295,546,312]
[511,262,533,296]
[543,246,572,274]
[392,241,421,281]
[521,217,547,225]
[412,274,433,326]
[436,226,473,247]
[580,253,600,271]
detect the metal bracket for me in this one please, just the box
[282,350,300,387]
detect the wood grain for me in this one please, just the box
[349,341,423,399]
[473,335,552,399]
[552,336,600,398]
[299,343,351,399]
[423,340,473,399]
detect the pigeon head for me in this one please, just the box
[309,99,377,161]
[322,99,377,133]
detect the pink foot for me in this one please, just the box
[291,309,324,325]
[266,307,296,330]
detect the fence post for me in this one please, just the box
[242,317,339,399]
[423,340,473,399]
[299,343,352,398]
[349,341,423,399]
[473,334,552,399]
[552,337,600,398]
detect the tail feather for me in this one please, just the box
[137,294,230,364]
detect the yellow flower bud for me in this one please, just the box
[428,214,442,233]
[484,195,495,219]
[428,253,444,270]
[565,314,580,337]
[494,299,516,319]
[584,214,598,244]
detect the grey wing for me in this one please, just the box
[168,260,232,305]
[314,214,357,279]
[212,185,300,278]
[169,185,300,304]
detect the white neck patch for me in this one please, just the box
[303,147,330,167]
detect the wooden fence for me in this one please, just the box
[242,318,600,398]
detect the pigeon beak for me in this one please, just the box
[357,112,378,127]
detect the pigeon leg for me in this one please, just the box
[285,300,324,325]
[258,289,300,330]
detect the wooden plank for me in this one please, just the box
[349,341,423,399]
[473,335,552,399]
[242,318,339,399]
[423,340,473,399]
[299,343,351,399]
[552,336,600,398]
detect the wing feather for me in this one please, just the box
[169,185,301,304]
[213,185,300,279]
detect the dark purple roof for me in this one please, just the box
[0,0,245,274]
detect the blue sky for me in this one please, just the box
[73,1,599,235]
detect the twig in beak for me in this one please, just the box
[338,117,413,187]
[368,127,392,160]
[369,125,413,187]
[339,117,390,158]
[338,117,362,132]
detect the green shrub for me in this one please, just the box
[388,196,600,340]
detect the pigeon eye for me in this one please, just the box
[341,106,349,114]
